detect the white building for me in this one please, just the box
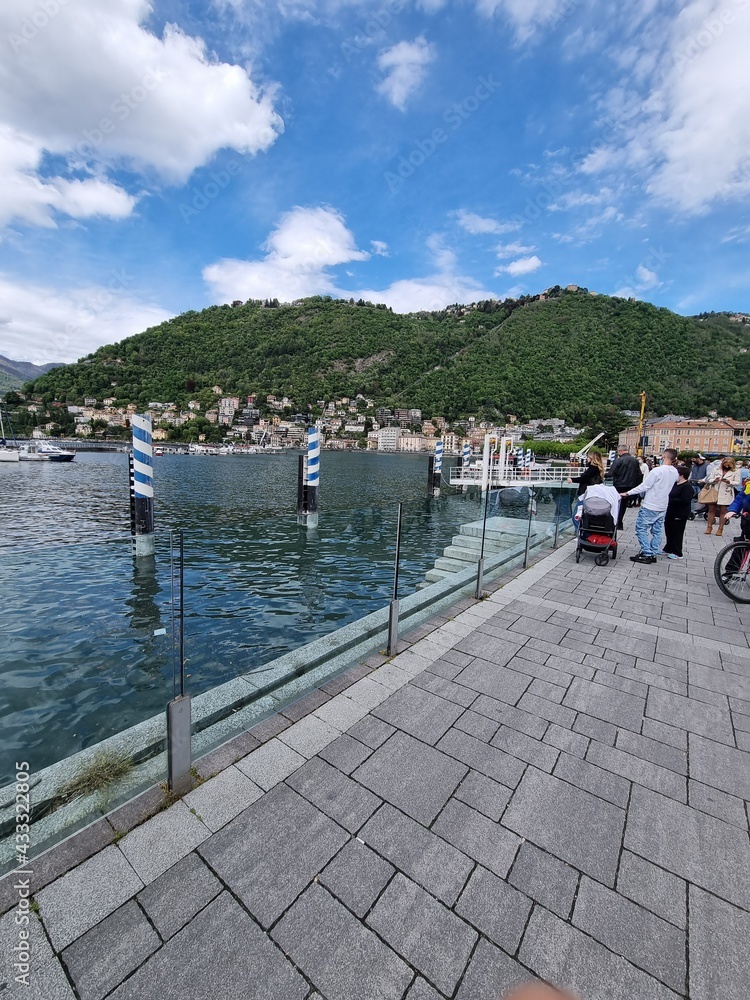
[377,427,401,451]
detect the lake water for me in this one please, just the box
[1,450,534,781]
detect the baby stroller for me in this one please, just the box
[575,494,618,566]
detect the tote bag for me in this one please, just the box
[697,483,718,504]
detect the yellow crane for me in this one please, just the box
[636,391,647,457]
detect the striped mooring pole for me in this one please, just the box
[297,427,320,528]
[431,438,443,496]
[461,440,471,491]
[130,414,155,557]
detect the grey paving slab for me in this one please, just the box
[199,783,348,928]
[433,799,521,878]
[367,874,477,997]
[318,732,373,774]
[437,728,527,788]
[314,694,370,732]
[553,750,631,808]
[617,850,686,929]
[117,800,210,885]
[520,905,680,1000]
[0,909,69,998]
[453,657,531,705]
[508,840,579,919]
[111,892,307,1000]
[193,731,260,779]
[527,677,567,703]
[454,769,512,821]
[614,728,687,774]
[61,901,159,1000]
[689,779,748,829]
[690,661,750,700]
[586,741,686,802]
[353,731,467,825]
[641,718,688,751]
[573,876,686,993]
[411,670,478,707]
[454,631,524,665]
[491,725,559,771]
[371,684,465,745]
[319,838,394,917]
[573,712,617,744]
[624,784,750,910]
[689,733,750,799]
[470,694,548,738]
[235,737,307,789]
[406,979,445,1000]
[455,937,532,1000]
[502,766,625,886]
[689,886,750,1000]
[36,845,143,952]
[278,713,341,757]
[286,756,381,832]
[272,883,412,1000]
[516,691,576,727]
[431,648,473,672]
[347,714,396,748]
[137,851,222,940]
[543,723,589,757]
[454,707,500,742]
[646,688,735,744]
[360,803,472,906]
[182,764,262,832]
[563,676,645,732]
[455,865,532,954]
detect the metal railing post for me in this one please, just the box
[476,487,492,598]
[553,484,561,549]
[387,502,403,656]
[524,488,534,569]
[167,528,191,794]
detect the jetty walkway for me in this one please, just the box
[1,519,749,1000]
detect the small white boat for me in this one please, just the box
[19,442,75,462]
[0,411,19,462]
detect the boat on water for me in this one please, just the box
[19,442,76,462]
[0,409,19,462]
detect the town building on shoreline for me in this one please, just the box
[618,416,750,455]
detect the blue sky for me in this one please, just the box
[1,0,749,363]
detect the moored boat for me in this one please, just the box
[19,442,76,462]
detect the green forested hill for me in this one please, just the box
[23,290,750,421]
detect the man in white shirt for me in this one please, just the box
[620,448,679,564]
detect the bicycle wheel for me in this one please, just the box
[714,542,750,603]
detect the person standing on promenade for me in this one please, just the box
[662,464,693,559]
[608,445,642,530]
[620,448,679,563]
[705,457,740,536]
[567,449,604,497]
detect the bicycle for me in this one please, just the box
[714,538,750,603]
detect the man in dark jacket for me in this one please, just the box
[608,446,642,529]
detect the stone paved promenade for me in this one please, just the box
[1,519,749,1000]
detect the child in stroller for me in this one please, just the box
[574,487,620,566]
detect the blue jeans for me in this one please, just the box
[635,507,665,556]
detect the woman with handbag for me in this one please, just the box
[703,457,741,535]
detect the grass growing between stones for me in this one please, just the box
[59,751,132,802]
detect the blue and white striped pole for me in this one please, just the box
[131,414,155,556]
[297,427,320,527]
[462,441,471,468]
[432,438,443,495]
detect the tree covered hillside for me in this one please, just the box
[24,290,750,421]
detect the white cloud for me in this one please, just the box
[203,206,369,301]
[370,240,390,256]
[0,125,137,229]
[0,0,282,229]
[496,255,542,276]
[204,205,496,312]
[375,37,436,110]
[635,264,659,288]
[454,210,522,235]
[474,0,568,41]
[495,241,537,259]
[722,224,750,244]
[579,1,750,213]
[0,274,172,365]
